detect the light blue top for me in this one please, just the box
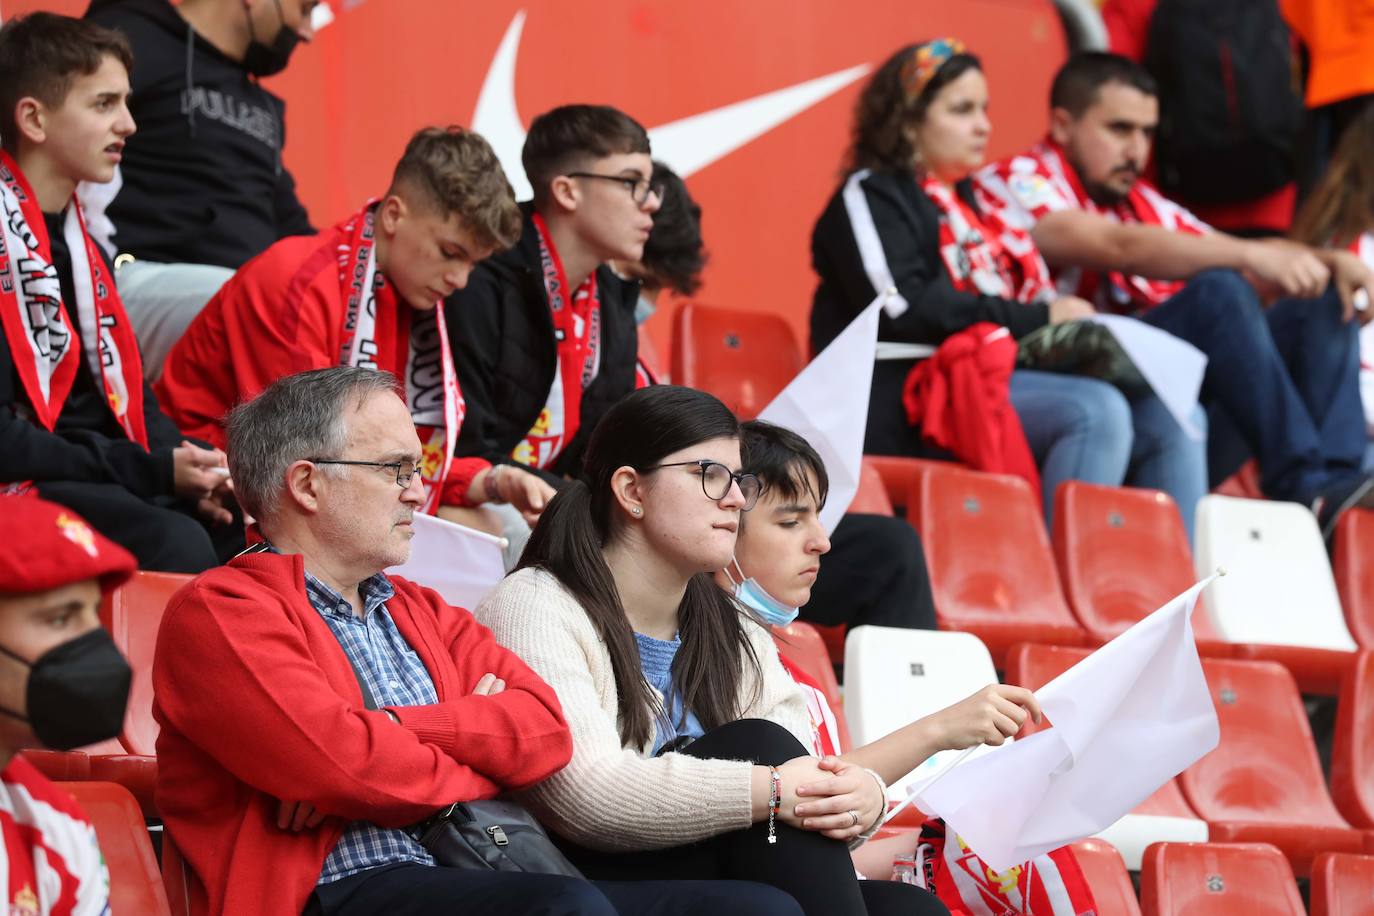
[634,631,705,754]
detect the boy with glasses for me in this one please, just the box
[444,105,659,486]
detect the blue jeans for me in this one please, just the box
[1141,269,1364,503]
[1010,370,1207,541]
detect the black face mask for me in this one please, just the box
[242,0,301,78]
[0,629,131,751]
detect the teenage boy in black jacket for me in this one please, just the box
[0,12,231,573]
[84,0,318,378]
[445,105,653,487]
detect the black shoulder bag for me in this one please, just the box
[339,647,583,877]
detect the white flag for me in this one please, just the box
[386,514,507,610]
[758,298,883,533]
[914,575,1221,871]
[1089,314,1208,440]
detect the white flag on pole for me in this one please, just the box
[386,513,507,610]
[913,575,1222,871]
[758,297,884,534]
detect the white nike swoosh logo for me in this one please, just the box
[472,10,871,199]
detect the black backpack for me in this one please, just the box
[1145,0,1302,205]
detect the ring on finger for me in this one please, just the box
[848,809,860,827]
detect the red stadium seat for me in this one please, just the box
[1181,658,1367,876]
[100,570,191,756]
[1332,650,1374,829]
[64,781,171,916]
[1333,508,1374,649]
[910,465,1086,666]
[637,323,669,384]
[772,621,852,753]
[1140,842,1304,916]
[1052,482,1230,654]
[670,303,804,420]
[16,749,90,780]
[848,460,895,516]
[1311,852,1374,916]
[861,455,951,514]
[1069,839,1141,916]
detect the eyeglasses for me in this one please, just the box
[566,172,664,207]
[307,458,424,489]
[643,459,762,511]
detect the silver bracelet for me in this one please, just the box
[848,766,890,850]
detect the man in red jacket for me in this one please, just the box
[156,126,553,525]
[152,366,801,916]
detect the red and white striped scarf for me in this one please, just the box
[513,213,602,470]
[336,202,462,514]
[921,175,1055,305]
[0,151,145,446]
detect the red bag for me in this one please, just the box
[914,819,1098,916]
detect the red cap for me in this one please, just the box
[0,495,137,594]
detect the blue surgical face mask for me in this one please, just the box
[724,559,800,627]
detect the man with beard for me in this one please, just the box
[978,51,1374,535]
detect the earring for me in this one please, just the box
[631,506,643,517]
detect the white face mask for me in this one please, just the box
[723,558,800,628]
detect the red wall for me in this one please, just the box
[6,1,1066,360]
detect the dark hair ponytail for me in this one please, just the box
[517,385,762,748]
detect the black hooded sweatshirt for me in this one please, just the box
[85,0,314,269]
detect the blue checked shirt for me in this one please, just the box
[296,564,440,885]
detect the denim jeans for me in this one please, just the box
[1141,269,1364,503]
[1010,370,1207,540]
[116,259,234,381]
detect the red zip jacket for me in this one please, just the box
[152,551,572,916]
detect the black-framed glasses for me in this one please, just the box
[643,459,762,511]
[566,172,664,207]
[307,458,424,489]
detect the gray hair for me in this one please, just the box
[226,367,402,521]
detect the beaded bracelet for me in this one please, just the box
[766,766,781,845]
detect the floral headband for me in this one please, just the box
[899,38,968,105]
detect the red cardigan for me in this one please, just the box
[154,221,487,505]
[152,552,572,916]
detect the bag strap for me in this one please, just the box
[338,644,379,711]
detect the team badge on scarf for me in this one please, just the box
[921,176,1055,305]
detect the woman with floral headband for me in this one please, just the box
[809,39,1205,532]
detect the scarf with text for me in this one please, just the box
[513,213,602,469]
[921,174,1055,305]
[336,202,461,514]
[0,151,145,446]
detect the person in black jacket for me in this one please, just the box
[811,40,1207,534]
[0,13,232,573]
[445,105,652,489]
[84,0,318,379]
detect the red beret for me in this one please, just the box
[0,495,137,594]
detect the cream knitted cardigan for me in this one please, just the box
[475,566,813,853]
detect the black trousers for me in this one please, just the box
[35,480,220,573]
[558,720,948,916]
[802,514,937,632]
[305,863,801,916]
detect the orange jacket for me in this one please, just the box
[1282,0,1374,107]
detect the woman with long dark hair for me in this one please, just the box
[810,39,1206,534]
[476,385,947,915]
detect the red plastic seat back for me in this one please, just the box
[671,303,804,420]
[1070,838,1142,916]
[912,465,1083,660]
[771,621,852,753]
[1003,642,1089,737]
[101,571,193,755]
[1311,852,1374,916]
[1141,842,1303,916]
[1333,508,1374,648]
[64,781,171,916]
[1053,481,1221,643]
[1182,658,1349,827]
[1332,650,1374,828]
[636,323,669,384]
[862,455,949,514]
[848,460,895,516]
